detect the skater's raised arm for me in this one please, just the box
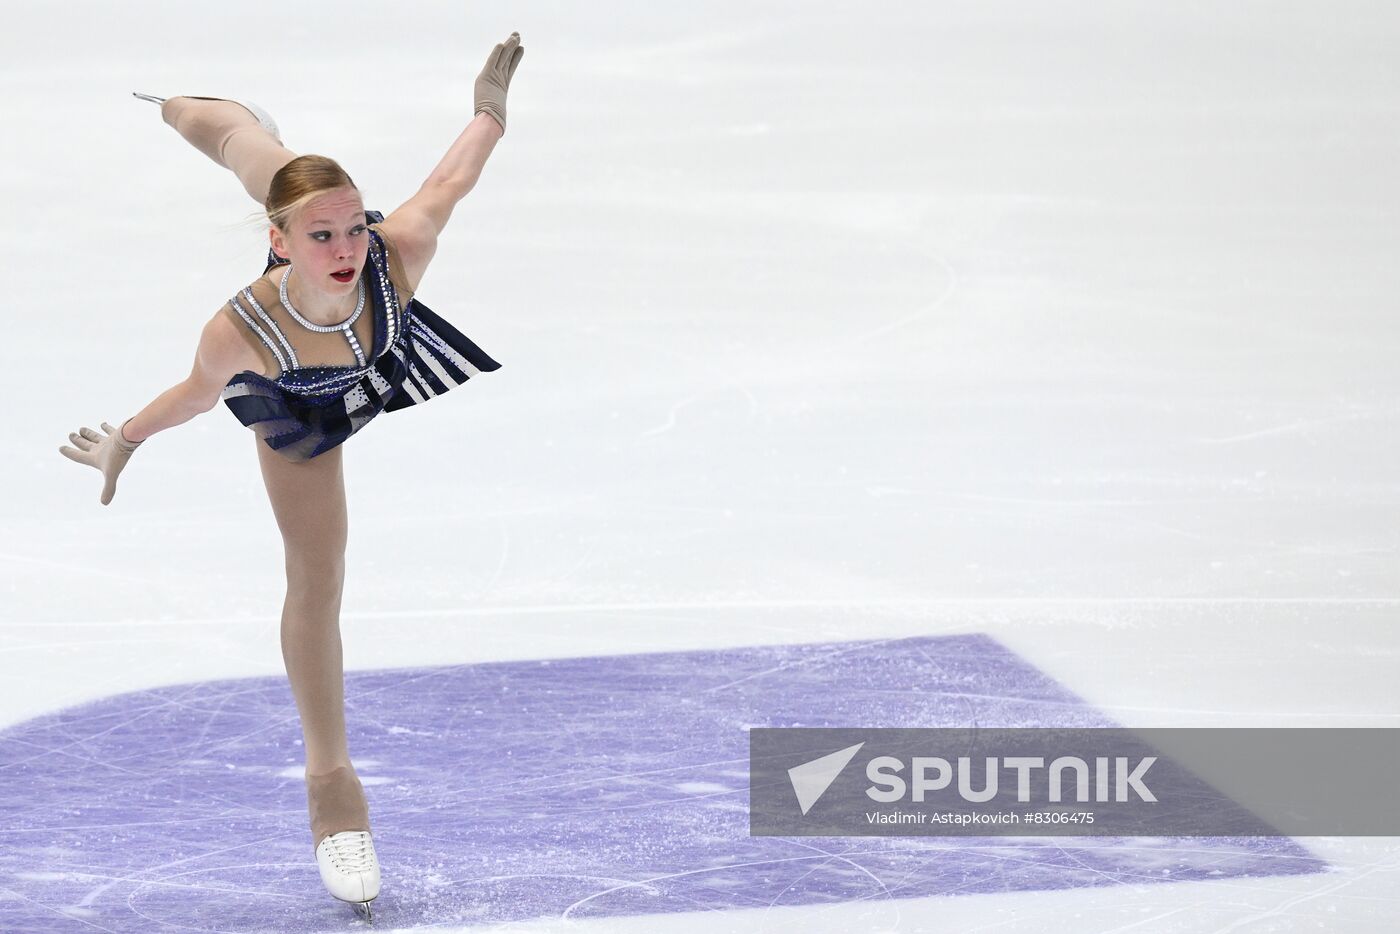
[378,31,524,289]
[58,310,262,505]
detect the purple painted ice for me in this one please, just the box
[0,634,1321,931]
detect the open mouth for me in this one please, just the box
[330,268,355,283]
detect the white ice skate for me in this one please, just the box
[316,829,380,921]
[130,91,281,141]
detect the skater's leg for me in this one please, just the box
[255,436,370,846]
[161,97,297,204]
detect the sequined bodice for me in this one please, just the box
[225,215,406,399]
[219,206,501,462]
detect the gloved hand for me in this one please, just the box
[474,31,524,136]
[59,420,142,506]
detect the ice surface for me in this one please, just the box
[0,635,1324,931]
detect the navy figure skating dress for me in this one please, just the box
[220,210,500,461]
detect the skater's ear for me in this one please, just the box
[268,224,290,261]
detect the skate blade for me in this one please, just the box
[351,899,375,923]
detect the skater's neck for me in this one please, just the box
[283,266,359,326]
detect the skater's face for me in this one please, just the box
[270,187,371,296]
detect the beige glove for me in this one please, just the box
[474,31,524,136]
[59,420,142,506]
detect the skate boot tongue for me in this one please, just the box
[316,830,382,908]
[306,766,370,851]
[323,831,376,873]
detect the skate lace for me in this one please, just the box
[326,831,377,874]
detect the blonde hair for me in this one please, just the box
[264,154,359,231]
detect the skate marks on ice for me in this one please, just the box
[0,633,1321,931]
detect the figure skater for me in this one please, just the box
[58,31,525,921]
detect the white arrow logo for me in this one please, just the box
[788,742,865,815]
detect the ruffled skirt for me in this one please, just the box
[222,299,501,462]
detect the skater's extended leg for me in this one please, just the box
[256,436,370,845]
[161,97,297,204]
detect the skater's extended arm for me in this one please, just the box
[379,31,524,289]
[393,111,503,238]
[59,311,261,504]
[125,313,260,441]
